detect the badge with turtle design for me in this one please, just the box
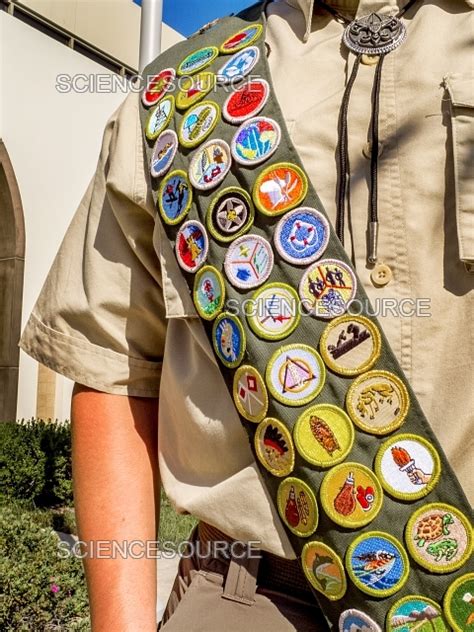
[233,365,268,423]
[387,596,449,632]
[301,541,347,601]
[193,265,225,320]
[254,418,295,477]
[224,234,274,289]
[189,139,232,191]
[220,24,263,54]
[150,129,178,178]
[444,573,474,632]
[223,79,270,124]
[231,117,281,166]
[339,610,382,632]
[175,220,209,273]
[274,207,330,266]
[177,46,219,76]
[142,67,175,107]
[179,101,220,149]
[145,95,175,141]
[158,170,192,225]
[277,477,318,537]
[217,46,260,84]
[246,283,300,341]
[175,71,216,110]
[206,187,254,242]
[299,259,357,319]
[253,163,308,216]
[212,313,246,369]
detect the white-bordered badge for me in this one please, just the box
[224,234,274,290]
[217,46,260,85]
[299,259,357,319]
[212,312,246,368]
[188,139,232,191]
[142,67,176,107]
[150,129,178,178]
[158,169,193,225]
[175,220,209,273]
[274,207,330,266]
[220,24,264,54]
[177,46,219,76]
[245,283,300,341]
[145,95,175,141]
[339,610,382,632]
[231,117,281,166]
[206,187,254,242]
[178,100,221,149]
[223,79,270,124]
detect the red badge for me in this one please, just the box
[142,68,176,108]
[223,79,270,124]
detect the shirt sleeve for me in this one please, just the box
[19,91,166,398]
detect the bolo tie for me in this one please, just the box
[313,0,420,265]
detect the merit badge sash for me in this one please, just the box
[139,3,473,630]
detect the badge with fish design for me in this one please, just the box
[301,541,347,601]
[277,477,318,537]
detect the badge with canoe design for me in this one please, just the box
[179,101,220,149]
[245,282,300,341]
[274,207,330,266]
[223,79,270,124]
[150,129,178,178]
[386,596,449,632]
[231,117,281,166]
[253,163,308,216]
[175,220,209,273]
[193,265,225,320]
[254,418,295,477]
[177,46,219,76]
[233,365,268,423]
[301,541,347,601]
[212,313,246,369]
[444,573,474,632]
[220,24,263,54]
[145,95,175,141]
[299,259,357,319]
[277,477,318,537]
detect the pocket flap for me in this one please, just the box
[444,73,474,108]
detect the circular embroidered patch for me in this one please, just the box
[175,220,209,273]
[339,610,382,632]
[142,67,176,107]
[254,418,295,477]
[320,462,383,529]
[346,531,410,598]
[224,234,274,289]
[223,79,270,124]
[206,187,254,242]
[274,207,330,266]
[299,259,357,319]
[374,434,441,501]
[277,477,318,537]
[387,596,449,632]
[253,163,308,217]
[231,117,281,166]
[266,344,326,407]
[145,95,175,141]
[193,265,225,320]
[233,365,268,423]
[293,404,355,468]
[177,46,219,76]
[320,315,381,376]
[301,541,347,601]
[158,170,193,225]
[444,573,474,632]
[212,313,246,368]
[179,100,220,149]
[245,283,300,341]
[189,139,232,191]
[405,504,473,574]
[346,370,410,435]
[175,71,216,110]
[150,129,178,178]
[220,24,264,54]
[217,46,260,85]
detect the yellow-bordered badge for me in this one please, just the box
[277,477,318,537]
[150,129,178,178]
[339,610,382,632]
[246,283,300,341]
[233,365,268,423]
[175,71,216,110]
[206,187,254,243]
[220,23,264,54]
[254,418,295,477]
[177,46,219,76]
[224,234,274,289]
[320,315,381,376]
[405,503,473,574]
[142,67,176,107]
[193,265,225,321]
[175,220,209,273]
[231,117,281,166]
[189,139,232,191]
[178,100,221,149]
[293,404,354,468]
[145,95,175,141]
[374,433,441,501]
[443,573,474,632]
[158,169,193,225]
[387,595,449,632]
[217,46,260,84]
[253,162,308,217]
[320,462,383,528]
[346,370,410,435]
[212,312,246,368]
[223,79,270,124]
[274,207,330,266]
[346,531,410,598]
[299,259,357,319]
[301,541,347,601]
[266,344,326,407]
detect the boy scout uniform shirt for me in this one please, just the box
[20,0,473,560]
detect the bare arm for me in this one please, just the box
[71,384,160,632]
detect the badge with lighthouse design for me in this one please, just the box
[277,477,318,537]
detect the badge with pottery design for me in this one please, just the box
[158,169,193,225]
[246,283,300,341]
[299,259,357,319]
[223,79,270,124]
[253,163,308,216]
[374,434,441,501]
[150,129,178,178]
[175,220,209,273]
[274,207,330,266]
[142,67,176,107]
[217,46,260,84]
[224,234,274,289]
[193,265,226,321]
[207,187,254,242]
[231,117,281,166]
[320,462,383,529]
[444,573,474,632]
[254,418,295,477]
[277,477,318,537]
[320,315,381,376]
[346,370,410,435]
[145,95,175,141]
[301,541,347,601]
[266,344,326,407]
[233,365,268,423]
[405,503,472,574]
[293,404,354,468]
[179,101,220,149]
[220,24,264,54]
[177,46,219,76]
[387,596,449,632]
[212,313,246,369]
[175,71,216,110]
[189,139,232,191]
[339,610,382,632]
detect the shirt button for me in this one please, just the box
[361,54,380,66]
[371,263,393,287]
[363,141,384,159]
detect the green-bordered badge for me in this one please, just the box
[176,71,216,110]
[444,573,474,632]
[220,23,264,54]
[233,365,268,423]
[253,162,308,217]
[206,187,254,242]
[301,541,347,601]
[193,265,225,321]
[158,169,193,225]
[145,95,175,141]
[212,312,246,369]
[178,100,221,149]
[246,283,300,341]
[277,477,318,537]
[254,418,295,477]
[387,595,449,632]
[177,46,219,76]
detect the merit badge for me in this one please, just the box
[253,163,308,216]
[175,220,209,273]
[301,541,347,601]
[179,101,220,149]
[158,170,192,225]
[142,67,175,107]
[193,265,225,320]
[293,404,355,468]
[387,596,449,632]
[150,129,178,178]
[177,46,219,76]
[265,344,326,407]
[231,117,281,166]
[217,46,260,85]
[175,71,216,110]
[444,573,474,632]
[346,532,410,598]
[320,315,381,376]
[320,462,383,529]
[299,259,357,319]
[220,23,264,54]
[189,139,232,191]
[207,187,254,242]
[374,433,441,501]
[212,313,246,368]
[223,79,270,124]
[224,234,274,290]
[339,610,382,632]
[145,95,175,141]
[233,365,268,423]
[405,503,473,574]
[245,283,300,341]
[346,370,410,435]
[277,477,318,537]
[254,418,295,477]
[274,207,330,266]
